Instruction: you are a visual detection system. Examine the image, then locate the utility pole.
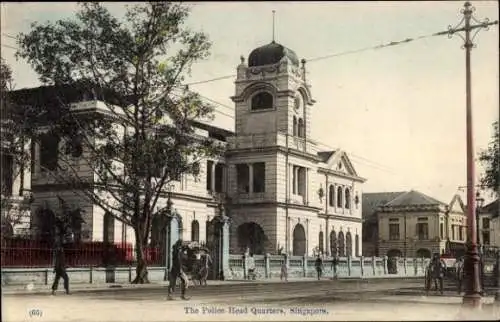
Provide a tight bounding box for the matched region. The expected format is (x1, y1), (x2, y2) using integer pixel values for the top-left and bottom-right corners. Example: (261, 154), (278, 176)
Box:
(446, 1), (497, 309)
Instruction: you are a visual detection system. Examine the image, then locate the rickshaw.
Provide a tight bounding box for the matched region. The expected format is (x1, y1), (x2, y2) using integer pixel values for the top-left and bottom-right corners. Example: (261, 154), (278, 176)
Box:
(178, 241), (211, 286)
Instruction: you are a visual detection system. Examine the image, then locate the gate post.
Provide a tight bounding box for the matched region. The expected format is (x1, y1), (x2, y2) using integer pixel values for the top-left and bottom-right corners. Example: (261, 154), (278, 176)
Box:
(167, 214), (179, 271)
(212, 203), (230, 281)
(265, 253), (270, 278)
(383, 256), (388, 275)
(160, 199), (180, 277)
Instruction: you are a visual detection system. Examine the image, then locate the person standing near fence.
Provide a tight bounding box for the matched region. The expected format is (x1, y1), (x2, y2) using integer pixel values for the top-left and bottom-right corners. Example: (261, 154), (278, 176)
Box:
(198, 251), (212, 286)
(51, 246), (70, 295)
(315, 255), (324, 280)
(280, 254), (288, 282)
(332, 255), (339, 279)
(247, 253), (256, 280)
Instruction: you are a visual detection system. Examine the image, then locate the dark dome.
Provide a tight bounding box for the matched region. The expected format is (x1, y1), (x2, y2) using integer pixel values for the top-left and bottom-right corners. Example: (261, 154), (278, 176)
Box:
(248, 41), (299, 67)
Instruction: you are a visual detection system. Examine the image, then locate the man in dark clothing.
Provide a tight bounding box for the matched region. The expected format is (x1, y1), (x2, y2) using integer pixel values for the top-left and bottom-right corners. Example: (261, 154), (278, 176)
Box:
(315, 255), (323, 280)
(167, 240), (189, 300)
(332, 255), (339, 279)
(51, 246), (69, 295)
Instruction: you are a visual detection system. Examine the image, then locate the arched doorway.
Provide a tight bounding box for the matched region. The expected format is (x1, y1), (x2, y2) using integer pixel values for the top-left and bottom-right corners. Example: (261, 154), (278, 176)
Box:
(416, 248), (431, 258)
(330, 230), (337, 256)
(292, 224), (306, 256)
(346, 232), (352, 257)
(338, 231), (345, 257)
(237, 222), (267, 255)
(387, 249), (402, 258)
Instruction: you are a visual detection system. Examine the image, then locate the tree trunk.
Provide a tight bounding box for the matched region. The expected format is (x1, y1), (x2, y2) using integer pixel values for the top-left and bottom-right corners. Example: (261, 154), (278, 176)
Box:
(131, 233), (150, 284)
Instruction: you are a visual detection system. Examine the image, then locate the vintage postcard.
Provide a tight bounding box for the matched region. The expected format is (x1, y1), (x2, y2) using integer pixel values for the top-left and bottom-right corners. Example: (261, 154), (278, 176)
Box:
(1, 1), (499, 321)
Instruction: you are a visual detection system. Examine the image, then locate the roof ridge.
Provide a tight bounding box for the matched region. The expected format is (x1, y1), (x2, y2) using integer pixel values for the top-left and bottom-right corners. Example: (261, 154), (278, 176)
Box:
(384, 190), (411, 206)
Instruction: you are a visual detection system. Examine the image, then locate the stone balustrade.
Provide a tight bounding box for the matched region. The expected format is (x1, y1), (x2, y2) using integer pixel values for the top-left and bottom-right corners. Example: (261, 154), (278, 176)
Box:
(227, 254), (431, 280)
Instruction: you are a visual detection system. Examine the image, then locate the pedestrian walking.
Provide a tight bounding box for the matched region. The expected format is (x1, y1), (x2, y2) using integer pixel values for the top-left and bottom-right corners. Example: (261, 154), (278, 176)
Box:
(247, 253), (256, 280)
(280, 254), (288, 282)
(315, 255), (323, 280)
(332, 255), (338, 279)
(167, 240), (190, 300)
(51, 246), (70, 295)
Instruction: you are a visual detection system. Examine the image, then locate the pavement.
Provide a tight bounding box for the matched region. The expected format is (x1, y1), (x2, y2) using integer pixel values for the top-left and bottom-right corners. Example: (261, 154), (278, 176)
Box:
(3, 278), (500, 321)
(1, 275), (424, 295)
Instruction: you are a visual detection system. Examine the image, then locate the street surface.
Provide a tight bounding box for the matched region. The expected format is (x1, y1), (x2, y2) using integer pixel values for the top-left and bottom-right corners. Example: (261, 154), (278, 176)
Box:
(3, 278), (500, 321)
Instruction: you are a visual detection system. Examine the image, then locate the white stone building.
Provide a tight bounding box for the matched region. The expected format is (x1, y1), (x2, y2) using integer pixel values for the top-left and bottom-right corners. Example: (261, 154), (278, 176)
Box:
(226, 41), (365, 257)
(12, 40), (365, 257)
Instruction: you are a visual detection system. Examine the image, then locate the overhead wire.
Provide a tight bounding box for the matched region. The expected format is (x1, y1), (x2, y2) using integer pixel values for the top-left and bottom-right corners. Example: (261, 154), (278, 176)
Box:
(3, 20), (498, 177)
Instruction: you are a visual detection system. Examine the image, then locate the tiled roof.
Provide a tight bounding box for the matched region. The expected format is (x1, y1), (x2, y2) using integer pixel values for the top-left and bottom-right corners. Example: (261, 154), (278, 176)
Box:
(361, 192), (405, 219)
(317, 151), (335, 163)
(384, 190), (447, 207)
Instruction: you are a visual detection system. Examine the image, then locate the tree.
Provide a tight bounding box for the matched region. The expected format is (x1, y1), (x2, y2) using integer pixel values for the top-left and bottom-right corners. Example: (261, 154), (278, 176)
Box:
(1, 58), (34, 237)
(479, 121), (499, 196)
(15, 2), (222, 283)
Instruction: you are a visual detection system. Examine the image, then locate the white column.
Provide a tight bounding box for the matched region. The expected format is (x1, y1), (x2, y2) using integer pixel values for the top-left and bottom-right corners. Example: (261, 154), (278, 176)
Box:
(288, 164), (293, 197)
(11, 162), (21, 196)
(248, 163), (254, 193)
(210, 162), (216, 192)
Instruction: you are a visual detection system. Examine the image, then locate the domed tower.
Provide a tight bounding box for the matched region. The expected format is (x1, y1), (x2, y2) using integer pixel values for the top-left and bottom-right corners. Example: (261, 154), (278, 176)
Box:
(231, 41), (315, 138)
(227, 40), (318, 255)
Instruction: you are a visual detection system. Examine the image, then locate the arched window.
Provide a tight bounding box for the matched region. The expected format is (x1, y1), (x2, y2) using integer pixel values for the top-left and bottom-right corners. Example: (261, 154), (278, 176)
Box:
(297, 118), (304, 137)
(337, 186), (343, 208)
(191, 220), (199, 242)
(251, 92), (273, 110)
(330, 230), (337, 256)
(338, 231), (345, 257)
(318, 231), (324, 254)
(346, 232), (352, 257)
(293, 116), (298, 136)
(345, 188), (351, 209)
(329, 185), (335, 206)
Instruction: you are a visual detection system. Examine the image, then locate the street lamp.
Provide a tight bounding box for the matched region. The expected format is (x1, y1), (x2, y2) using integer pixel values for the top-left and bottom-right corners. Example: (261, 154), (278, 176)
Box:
(446, 1), (496, 308)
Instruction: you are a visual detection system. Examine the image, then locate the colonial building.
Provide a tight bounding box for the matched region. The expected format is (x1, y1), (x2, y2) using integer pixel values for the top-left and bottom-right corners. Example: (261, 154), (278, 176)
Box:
(479, 199), (500, 248)
(8, 39), (366, 257)
(226, 41), (365, 257)
(363, 190), (467, 258)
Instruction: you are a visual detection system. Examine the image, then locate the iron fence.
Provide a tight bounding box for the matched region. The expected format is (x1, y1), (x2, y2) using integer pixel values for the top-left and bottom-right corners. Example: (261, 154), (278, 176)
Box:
(0, 238), (165, 267)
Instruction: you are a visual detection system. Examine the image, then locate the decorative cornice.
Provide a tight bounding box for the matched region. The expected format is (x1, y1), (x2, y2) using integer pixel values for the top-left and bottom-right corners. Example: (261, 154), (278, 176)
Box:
(226, 146), (319, 162)
(318, 213), (362, 223)
(377, 204), (443, 213)
(228, 200), (321, 212)
(317, 167), (366, 183)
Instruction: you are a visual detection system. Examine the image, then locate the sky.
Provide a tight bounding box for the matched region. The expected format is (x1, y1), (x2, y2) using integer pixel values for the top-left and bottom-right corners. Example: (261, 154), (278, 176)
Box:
(1, 1), (499, 205)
